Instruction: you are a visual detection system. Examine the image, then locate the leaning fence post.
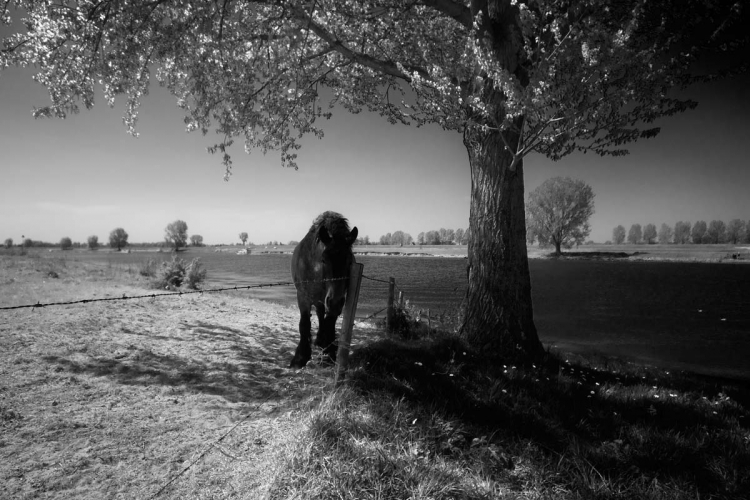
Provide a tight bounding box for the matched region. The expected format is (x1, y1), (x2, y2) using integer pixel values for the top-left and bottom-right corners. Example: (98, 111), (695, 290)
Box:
(335, 262), (364, 386)
(386, 277), (396, 332)
(398, 290), (404, 309)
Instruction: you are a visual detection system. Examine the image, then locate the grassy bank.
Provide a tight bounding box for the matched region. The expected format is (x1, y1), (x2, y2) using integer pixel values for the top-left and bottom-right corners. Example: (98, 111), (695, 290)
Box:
(2, 253), (748, 499)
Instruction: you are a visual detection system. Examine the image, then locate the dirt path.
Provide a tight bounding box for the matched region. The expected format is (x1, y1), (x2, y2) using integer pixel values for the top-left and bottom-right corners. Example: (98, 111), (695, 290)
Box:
(0, 254), (372, 499)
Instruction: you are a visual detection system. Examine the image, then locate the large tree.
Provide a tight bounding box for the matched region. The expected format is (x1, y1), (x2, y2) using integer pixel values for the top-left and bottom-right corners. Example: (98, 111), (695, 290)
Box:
(657, 223), (673, 244)
(526, 177), (594, 255)
(692, 220), (708, 244)
(109, 228), (128, 251)
(642, 223), (657, 244)
(612, 225), (626, 245)
(627, 224), (642, 244)
(2, 1), (747, 358)
(674, 221), (692, 244)
(165, 220), (189, 251)
(726, 219), (745, 244)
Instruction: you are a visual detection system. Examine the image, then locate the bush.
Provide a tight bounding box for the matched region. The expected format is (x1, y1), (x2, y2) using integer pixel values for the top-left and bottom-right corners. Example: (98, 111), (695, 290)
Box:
(87, 235), (99, 250)
(151, 256), (207, 290)
(185, 258), (207, 289)
(153, 256), (187, 290)
(60, 237), (72, 250)
(4, 238), (12, 249)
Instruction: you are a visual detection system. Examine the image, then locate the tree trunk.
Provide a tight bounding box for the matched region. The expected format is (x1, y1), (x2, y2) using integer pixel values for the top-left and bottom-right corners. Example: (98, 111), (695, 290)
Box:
(460, 127), (544, 358)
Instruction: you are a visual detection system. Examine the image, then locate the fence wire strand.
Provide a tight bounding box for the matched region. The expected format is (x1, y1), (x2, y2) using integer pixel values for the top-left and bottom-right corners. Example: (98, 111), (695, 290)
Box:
(0, 277), (349, 311)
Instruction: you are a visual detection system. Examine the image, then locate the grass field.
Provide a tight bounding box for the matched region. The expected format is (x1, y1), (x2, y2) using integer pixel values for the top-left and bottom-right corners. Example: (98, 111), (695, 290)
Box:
(1, 252), (749, 499)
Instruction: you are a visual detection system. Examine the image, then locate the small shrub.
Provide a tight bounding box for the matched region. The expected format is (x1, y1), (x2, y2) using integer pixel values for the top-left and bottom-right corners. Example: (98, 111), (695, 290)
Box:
(185, 258), (207, 289)
(139, 258), (158, 277)
(60, 237), (72, 250)
(153, 256), (187, 290)
(3, 238), (12, 249)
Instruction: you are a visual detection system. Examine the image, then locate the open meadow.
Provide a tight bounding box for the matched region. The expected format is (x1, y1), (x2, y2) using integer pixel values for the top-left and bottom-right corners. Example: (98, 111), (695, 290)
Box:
(1, 252), (749, 499)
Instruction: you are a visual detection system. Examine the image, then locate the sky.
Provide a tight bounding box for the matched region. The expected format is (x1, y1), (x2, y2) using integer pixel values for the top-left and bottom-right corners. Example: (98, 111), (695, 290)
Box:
(1, 63), (749, 246)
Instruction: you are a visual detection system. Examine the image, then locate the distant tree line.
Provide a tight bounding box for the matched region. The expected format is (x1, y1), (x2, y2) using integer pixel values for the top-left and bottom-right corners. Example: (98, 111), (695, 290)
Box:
(611, 219), (750, 245)
(373, 228), (472, 246)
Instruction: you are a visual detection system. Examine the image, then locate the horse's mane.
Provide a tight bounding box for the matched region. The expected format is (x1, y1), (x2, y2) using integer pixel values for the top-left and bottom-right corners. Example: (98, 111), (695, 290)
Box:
(310, 211), (351, 242)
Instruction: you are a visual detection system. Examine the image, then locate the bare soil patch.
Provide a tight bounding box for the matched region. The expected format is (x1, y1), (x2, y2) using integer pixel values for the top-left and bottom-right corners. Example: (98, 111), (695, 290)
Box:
(0, 253), (371, 499)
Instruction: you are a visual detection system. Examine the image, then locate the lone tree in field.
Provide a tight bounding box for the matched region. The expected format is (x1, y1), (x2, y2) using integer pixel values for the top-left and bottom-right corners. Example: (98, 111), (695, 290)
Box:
(627, 224), (642, 244)
(3, 1), (747, 358)
(239, 232), (248, 246)
(526, 177), (594, 255)
(109, 228), (128, 251)
(190, 234), (204, 247)
(60, 237), (72, 250)
(643, 224), (657, 244)
(165, 220), (188, 251)
(4, 238), (12, 249)
(87, 235), (99, 250)
(612, 225), (626, 245)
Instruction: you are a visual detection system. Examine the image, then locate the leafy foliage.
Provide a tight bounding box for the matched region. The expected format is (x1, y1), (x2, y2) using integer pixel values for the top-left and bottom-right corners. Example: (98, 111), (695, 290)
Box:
(189, 234), (204, 247)
(4, 238), (13, 249)
(692, 221), (707, 244)
(658, 223), (673, 244)
(87, 235), (99, 250)
(239, 232), (248, 245)
(59, 237), (72, 250)
(2, 1), (745, 177)
(526, 177), (594, 254)
(643, 223), (657, 244)
(674, 221), (692, 244)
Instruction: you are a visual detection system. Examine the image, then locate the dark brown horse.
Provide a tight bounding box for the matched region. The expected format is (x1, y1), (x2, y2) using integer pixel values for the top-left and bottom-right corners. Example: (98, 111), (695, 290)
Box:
(290, 212), (358, 368)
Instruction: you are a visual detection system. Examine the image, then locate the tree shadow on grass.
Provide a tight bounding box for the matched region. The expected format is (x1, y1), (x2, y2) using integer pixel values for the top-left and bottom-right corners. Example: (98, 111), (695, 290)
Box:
(346, 335), (750, 499)
(40, 319), (332, 407)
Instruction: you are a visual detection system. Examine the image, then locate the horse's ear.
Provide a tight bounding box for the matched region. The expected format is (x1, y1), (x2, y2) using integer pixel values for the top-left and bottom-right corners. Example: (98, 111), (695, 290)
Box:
(318, 226), (332, 245)
(347, 227), (358, 245)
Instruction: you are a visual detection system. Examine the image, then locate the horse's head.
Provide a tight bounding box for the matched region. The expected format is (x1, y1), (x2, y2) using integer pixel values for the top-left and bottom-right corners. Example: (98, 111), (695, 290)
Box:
(317, 224), (358, 318)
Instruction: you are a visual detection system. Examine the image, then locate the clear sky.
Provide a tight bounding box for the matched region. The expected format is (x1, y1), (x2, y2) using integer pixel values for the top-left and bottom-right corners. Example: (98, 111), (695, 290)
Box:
(1, 63), (749, 246)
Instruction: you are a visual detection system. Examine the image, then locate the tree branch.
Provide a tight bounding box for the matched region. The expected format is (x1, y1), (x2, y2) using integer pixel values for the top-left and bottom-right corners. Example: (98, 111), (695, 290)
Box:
(419, 0), (472, 29)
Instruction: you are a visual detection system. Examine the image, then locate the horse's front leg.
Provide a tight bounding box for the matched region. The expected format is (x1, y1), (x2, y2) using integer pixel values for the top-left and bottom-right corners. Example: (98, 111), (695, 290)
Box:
(290, 307), (312, 368)
(315, 307), (338, 363)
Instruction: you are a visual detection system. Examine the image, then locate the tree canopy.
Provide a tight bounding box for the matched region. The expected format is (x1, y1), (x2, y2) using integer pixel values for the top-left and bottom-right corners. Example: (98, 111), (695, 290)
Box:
(165, 220), (188, 250)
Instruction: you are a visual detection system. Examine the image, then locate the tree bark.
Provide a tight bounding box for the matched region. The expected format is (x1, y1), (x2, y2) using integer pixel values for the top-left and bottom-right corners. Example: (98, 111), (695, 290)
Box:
(460, 126), (543, 358)
(459, 0), (544, 359)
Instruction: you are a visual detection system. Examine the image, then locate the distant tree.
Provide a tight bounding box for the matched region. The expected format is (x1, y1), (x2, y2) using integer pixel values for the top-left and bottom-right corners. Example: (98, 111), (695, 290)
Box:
(658, 224), (673, 245)
(165, 220), (188, 251)
(454, 228), (465, 246)
(525, 214), (537, 245)
(627, 224), (642, 244)
(425, 230), (441, 245)
(526, 177), (595, 255)
(22, 238), (32, 248)
(87, 235), (99, 250)
(109, 228), (129, 251)
(461, 228), (471, 245)
(4, 238), (12, 249)
(612, 225), (626, 245)
(705, 220), (726, 244)
(288, 240), (300, 246)
(390, 230), (413, 246)
(190, 234), (204, 247)
(438, 228), (448, 244)
(416, 232), (425, 245)
(745, 221), (750, 244)
(726, 219), (746, 244)
(691, 221), (707, 244)
(239, 232), (248, 245)
(444, 229), (455, 245)
(363, 235), (370, 245)
(59, 237), (72, 250)
(643, 224), (657, 244)
(673, 221), (692, 244)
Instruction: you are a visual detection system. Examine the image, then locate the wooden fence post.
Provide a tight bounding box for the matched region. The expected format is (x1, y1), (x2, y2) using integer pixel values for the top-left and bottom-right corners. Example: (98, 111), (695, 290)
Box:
(335, 262), (364, 386)
(398, 290), (404, 308)
(386, 277), (395, 332)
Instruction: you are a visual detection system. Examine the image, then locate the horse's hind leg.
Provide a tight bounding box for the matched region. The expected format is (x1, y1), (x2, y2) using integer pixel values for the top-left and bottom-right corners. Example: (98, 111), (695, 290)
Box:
(290, 309), (312, 368)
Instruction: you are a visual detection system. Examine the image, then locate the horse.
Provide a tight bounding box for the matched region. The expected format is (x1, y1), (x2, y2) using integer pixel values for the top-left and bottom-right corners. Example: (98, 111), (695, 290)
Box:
(290, 212), (358, 368)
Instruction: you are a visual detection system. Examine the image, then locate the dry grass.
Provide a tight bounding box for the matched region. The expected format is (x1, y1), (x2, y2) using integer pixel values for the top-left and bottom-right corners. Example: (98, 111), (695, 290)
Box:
(0, 252), (344, 499)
